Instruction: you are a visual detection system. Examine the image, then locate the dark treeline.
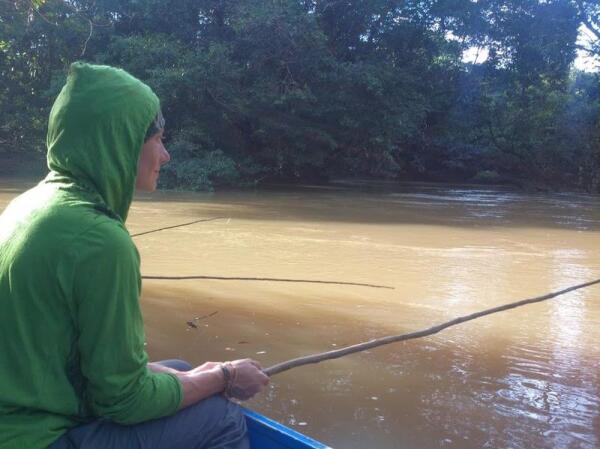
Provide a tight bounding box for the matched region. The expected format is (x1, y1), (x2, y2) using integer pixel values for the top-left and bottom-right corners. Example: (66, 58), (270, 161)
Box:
(1, 0), (599, 191)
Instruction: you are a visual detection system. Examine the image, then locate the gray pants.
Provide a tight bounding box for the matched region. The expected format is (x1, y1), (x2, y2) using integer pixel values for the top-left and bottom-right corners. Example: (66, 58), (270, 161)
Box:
(50, 360), (249, 449)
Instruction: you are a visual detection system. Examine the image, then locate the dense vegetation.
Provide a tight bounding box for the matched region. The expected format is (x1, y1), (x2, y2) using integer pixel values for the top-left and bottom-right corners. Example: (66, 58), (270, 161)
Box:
(1, 0), (599, 191)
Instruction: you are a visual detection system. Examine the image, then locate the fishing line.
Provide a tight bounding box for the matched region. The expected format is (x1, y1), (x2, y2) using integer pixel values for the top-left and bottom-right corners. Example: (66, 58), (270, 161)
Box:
(143, 275), (393, 289)
(131, 216), (227, 237)
(134, 217), (393, 289)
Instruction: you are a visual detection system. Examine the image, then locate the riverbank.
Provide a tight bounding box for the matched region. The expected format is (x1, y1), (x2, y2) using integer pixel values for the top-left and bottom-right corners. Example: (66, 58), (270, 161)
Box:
(0, 151), (46, 178)
(0, 150), (580, 195)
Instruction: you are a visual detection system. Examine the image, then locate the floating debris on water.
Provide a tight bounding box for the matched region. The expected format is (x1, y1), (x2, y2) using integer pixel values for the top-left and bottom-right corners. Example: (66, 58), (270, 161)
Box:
(186, 311), (218, 330)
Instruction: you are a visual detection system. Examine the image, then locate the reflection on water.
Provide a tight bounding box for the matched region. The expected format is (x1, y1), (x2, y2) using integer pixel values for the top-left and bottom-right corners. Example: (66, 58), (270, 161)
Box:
(2, 179), (600, 449)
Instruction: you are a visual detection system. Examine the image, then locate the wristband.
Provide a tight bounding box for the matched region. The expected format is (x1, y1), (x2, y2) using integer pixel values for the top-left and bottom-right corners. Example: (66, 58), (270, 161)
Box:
(227, 362), (237, 395)
(220, 363), (231, 392)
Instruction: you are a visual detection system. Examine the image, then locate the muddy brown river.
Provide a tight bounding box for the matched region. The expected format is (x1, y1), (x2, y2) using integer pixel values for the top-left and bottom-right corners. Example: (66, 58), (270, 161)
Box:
(1, 178), (599, 448)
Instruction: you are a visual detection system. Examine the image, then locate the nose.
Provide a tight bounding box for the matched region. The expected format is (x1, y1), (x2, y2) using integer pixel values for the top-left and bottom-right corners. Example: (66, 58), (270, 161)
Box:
(160, 146), (170, 165)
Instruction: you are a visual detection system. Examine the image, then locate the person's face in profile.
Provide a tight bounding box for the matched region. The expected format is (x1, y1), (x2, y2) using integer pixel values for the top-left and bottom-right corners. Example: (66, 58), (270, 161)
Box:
(136, 129), (170, 192)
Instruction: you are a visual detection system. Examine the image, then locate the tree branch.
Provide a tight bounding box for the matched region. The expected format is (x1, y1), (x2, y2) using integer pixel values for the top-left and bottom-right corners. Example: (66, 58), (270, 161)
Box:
(264, 277), (600, 376)
(576, 0), (600, 41)
(81, 18), (92, 57)
(576, 43), (594, 54)
(29, 0), (57, 26)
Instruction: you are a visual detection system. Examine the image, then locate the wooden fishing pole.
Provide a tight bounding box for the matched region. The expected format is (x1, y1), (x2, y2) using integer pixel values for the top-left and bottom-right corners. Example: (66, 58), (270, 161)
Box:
(263, 277), (600, 376)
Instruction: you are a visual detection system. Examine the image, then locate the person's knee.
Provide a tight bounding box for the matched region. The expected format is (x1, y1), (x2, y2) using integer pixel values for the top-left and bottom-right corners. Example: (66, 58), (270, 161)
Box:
(197, 394), (236, 425)
(137, 395), (246, 448)
(199, 394), (230, 416)
(182, 394), (236, 428)
(193, 395), (247, 448)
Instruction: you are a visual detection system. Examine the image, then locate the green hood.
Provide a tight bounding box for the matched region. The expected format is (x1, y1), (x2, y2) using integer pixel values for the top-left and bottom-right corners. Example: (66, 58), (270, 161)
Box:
(46, 62), (160, 221)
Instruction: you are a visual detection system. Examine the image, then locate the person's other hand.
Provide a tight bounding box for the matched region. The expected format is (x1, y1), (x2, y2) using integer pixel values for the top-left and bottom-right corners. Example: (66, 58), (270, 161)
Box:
(227, 359), (270, 401)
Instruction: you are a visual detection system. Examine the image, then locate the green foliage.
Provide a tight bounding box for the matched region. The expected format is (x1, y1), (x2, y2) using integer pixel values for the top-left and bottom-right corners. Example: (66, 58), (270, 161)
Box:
(472, 170), (501, 184)
(1, 0), (599, 191)
(161, 150), (240, 191)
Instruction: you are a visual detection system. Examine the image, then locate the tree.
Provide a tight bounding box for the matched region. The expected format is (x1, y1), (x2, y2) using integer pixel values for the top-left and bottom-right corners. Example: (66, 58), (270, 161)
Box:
(1, 0), (598, 191)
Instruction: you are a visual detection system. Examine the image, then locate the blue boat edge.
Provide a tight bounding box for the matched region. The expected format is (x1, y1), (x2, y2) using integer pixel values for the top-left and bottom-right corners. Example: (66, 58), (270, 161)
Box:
(243, 407), (333, 449)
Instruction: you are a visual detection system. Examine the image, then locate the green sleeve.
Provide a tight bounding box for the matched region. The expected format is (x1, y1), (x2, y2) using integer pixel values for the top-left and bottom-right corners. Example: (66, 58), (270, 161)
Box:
(73, 221), (183, 424)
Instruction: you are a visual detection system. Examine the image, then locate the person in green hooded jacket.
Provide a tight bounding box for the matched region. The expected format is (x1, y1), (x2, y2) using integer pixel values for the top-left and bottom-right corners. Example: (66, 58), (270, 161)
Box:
(0, 62), (269, 449)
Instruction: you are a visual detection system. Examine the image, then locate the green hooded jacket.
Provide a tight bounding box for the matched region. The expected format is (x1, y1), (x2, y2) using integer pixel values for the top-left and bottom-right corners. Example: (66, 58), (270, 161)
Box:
(0, 63), (182, 449)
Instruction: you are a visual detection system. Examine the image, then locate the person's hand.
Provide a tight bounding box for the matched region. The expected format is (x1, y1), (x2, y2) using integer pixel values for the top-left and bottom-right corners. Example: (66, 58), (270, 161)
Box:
(225, 359), (270, 401)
